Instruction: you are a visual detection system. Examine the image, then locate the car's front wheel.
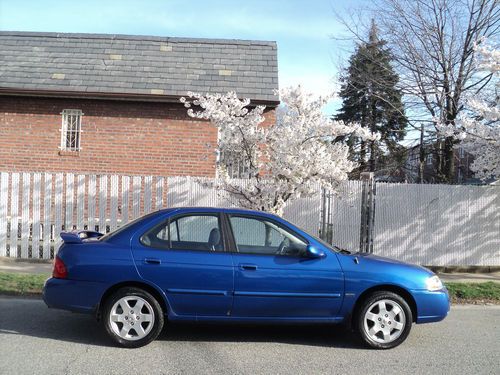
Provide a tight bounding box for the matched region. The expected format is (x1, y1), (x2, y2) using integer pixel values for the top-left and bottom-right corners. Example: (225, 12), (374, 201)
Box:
(103, 287), (164, 348)
(356, 291), (412, 349)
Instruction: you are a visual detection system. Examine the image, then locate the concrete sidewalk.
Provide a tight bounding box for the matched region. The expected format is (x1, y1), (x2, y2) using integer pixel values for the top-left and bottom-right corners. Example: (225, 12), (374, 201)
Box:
(0, 257), (52, 274)
(438, 272), (500, 283)
(0, 256), (499, 283)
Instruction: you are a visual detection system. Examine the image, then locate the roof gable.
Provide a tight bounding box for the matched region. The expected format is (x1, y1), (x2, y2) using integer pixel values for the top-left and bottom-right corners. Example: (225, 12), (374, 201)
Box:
(0, 31), (279, 104)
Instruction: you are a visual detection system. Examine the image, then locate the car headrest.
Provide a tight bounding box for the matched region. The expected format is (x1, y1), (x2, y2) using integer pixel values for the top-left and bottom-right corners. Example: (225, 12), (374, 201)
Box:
(208, 228), (221, 248)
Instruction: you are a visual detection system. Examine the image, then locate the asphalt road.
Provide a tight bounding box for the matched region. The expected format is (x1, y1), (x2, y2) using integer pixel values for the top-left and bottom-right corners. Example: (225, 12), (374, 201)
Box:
(0, 297), (498, 375)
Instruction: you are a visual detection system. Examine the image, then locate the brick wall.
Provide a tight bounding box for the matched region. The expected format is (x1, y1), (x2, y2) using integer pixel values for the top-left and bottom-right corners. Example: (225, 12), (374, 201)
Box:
(0, 95), (276, 177)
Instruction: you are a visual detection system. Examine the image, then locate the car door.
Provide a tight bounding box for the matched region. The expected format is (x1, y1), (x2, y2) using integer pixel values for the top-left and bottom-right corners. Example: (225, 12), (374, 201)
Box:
(226, 214), (344, 319)
(132, 212), (233, 317)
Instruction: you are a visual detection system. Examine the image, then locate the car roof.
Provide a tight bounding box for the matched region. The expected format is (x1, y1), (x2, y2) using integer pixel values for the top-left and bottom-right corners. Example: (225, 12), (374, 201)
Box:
(160, 207), (278, 218)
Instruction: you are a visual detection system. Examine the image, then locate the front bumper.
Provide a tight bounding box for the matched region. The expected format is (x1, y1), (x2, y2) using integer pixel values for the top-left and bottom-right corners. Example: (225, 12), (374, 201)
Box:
(412, 288), (450, 323)
(43, 277), (107, 314)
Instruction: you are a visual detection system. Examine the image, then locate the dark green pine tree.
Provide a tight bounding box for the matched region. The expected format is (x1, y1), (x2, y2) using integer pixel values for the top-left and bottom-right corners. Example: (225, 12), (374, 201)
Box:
(336, 20), (408, 177)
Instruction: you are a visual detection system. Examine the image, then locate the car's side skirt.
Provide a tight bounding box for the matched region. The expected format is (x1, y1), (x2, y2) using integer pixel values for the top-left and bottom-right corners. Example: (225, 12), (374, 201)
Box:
(167, 314), (345, 324)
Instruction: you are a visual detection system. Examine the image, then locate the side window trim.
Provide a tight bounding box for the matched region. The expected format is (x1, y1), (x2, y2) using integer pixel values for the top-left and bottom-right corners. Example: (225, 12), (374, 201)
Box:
(220, 212), (236, 253)
(226, 214), (309, 256)
(140, 212), (227, 253)
(166, 217), (181, 245)
(175, 220), (180, 242)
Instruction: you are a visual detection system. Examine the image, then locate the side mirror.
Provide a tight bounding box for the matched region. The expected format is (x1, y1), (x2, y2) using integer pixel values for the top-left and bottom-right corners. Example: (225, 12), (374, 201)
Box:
(306, 244), (326, 259)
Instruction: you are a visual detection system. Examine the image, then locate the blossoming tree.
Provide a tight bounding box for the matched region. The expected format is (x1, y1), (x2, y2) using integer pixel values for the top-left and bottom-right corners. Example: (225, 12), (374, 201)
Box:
(181, 86), (378, 215)
(439, 42), (499, 180)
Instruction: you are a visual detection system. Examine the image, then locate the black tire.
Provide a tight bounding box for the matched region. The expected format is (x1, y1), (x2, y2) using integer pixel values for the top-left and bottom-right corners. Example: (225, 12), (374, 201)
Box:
(102, 287), (164, 348)
(355, 291), (412, 349)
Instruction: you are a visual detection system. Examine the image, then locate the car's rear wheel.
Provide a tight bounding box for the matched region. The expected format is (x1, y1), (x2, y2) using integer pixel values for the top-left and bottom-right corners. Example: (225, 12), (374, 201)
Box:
(356, 291), (412, 349)
(103, 287), (164, 348)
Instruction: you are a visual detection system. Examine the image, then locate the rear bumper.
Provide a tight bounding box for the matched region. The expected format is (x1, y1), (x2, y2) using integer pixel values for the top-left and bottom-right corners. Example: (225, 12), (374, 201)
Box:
(412, 288), (450, 323)
(43, 278), (107, 314)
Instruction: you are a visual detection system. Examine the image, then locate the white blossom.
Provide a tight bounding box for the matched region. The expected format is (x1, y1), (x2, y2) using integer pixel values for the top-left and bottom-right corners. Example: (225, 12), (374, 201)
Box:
(438, 42), (499, 181)
(181, 86), (379, 215)
(475, 40), (500, 73)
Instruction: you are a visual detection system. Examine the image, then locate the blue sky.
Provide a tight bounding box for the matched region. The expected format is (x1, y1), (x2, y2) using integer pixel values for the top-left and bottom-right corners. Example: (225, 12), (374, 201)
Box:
(0, 0), (361, 114)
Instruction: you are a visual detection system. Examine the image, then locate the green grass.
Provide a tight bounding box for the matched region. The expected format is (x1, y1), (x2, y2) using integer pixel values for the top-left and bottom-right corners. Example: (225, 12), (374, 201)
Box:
(445, 282), (500, 303)
(0, 272), (499, 304)
(0, 272), (49, 296)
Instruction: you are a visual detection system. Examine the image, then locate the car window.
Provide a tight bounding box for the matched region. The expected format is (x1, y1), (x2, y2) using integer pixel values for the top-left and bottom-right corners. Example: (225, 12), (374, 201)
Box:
(141, 214), (224, 252)
(229, 215), (307, 257)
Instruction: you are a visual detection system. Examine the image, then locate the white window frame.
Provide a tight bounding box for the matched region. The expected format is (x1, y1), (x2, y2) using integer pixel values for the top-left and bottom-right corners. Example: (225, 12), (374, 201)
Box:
(60, 109), (83, 151)
(219, 150), (251, 179)
(215, 127), (253, 179)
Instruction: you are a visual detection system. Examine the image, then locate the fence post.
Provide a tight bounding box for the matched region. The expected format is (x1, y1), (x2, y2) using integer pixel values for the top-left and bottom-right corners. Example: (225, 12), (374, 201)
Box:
(359, 172), (376, 253)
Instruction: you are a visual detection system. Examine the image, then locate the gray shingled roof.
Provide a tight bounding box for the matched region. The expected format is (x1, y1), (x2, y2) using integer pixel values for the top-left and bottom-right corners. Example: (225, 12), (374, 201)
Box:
(0, 31), (279, 104)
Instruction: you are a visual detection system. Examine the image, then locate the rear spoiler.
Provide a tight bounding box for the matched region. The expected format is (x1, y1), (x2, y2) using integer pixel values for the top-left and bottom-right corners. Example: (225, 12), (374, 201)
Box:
(60, 230), (103, 244)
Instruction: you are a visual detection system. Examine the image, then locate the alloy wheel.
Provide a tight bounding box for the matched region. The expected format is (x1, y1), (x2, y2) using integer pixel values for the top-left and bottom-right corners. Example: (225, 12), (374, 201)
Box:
(363, 299), (406, 344)
(109, 296), (155, 341)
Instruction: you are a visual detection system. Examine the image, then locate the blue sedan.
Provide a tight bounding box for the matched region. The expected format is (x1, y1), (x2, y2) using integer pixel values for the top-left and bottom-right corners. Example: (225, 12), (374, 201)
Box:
(43, 207), (449, 349)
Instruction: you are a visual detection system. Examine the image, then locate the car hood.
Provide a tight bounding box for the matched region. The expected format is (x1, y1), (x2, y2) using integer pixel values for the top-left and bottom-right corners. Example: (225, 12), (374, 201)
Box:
(357, 252), (431, 270)
(336, 252), (435, 290)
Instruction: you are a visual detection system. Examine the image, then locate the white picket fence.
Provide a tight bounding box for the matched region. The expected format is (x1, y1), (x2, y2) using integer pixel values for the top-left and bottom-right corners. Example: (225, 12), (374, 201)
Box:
(0, 173), (319, 260)
(0, 172), (165, 259)
(0, 172), (498, 266)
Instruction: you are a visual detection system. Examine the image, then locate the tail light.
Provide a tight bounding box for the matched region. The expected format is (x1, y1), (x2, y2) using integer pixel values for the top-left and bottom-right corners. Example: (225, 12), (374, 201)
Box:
(53, 256), (68, 279)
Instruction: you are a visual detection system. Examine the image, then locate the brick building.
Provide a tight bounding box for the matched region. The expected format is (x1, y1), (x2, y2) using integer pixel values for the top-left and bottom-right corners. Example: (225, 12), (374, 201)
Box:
(0, 31), (279, 177)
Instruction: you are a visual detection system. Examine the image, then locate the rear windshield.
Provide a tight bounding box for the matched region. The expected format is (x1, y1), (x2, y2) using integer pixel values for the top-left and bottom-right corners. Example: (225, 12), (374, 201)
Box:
(99, 212), (160, 241)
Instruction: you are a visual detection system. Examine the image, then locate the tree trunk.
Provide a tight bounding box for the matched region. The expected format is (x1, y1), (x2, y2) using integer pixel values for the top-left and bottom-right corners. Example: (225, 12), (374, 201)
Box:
(444, 136), (455, 183)
(368, 96), (377, 173)
(360, 141), (366, 172)
(418, 123), (424, 183)
(369, 141), (375, 172)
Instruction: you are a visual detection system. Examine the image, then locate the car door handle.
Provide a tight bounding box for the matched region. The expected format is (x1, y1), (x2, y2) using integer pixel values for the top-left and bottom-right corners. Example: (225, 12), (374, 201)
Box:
(240, 264), (257, 271)
(144, 258), (161, 265)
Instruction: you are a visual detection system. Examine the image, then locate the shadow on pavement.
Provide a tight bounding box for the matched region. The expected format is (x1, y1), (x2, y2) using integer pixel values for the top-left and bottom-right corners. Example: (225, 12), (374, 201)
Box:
(0, 297), (111, 347)
(0, 297), (362, 349)
(160, 323), (362, 349)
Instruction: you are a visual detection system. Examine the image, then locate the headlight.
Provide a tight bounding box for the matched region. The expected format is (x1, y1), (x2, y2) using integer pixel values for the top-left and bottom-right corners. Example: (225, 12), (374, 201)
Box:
(426, 275), (443, 291)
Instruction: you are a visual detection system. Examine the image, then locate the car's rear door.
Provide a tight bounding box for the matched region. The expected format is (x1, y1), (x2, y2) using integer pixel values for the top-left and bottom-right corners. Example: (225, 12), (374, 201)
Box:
(226, 213), (344, 319)
(132, 212), (233, 317)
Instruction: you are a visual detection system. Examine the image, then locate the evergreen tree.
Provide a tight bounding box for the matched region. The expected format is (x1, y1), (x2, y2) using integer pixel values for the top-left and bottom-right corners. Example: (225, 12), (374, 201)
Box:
(336, 20), (407, 177)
